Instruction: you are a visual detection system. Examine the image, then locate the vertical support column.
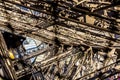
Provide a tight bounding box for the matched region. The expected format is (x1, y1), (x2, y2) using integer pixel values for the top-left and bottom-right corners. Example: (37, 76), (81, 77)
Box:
(0, 31), (17, 80)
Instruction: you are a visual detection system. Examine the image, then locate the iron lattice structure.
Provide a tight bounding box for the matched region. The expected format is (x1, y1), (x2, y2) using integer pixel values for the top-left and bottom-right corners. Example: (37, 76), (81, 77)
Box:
(0, 0), (120, 80)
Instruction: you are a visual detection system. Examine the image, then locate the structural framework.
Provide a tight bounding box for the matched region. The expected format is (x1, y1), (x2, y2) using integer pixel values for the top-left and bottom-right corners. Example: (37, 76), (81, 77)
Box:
(0, 0), (120, 80)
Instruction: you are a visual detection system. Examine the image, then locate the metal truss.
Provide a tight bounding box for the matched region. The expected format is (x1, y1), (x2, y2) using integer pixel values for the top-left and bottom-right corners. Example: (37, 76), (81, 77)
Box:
(0, 0), (120, 80)
(0, 0), (119, 47)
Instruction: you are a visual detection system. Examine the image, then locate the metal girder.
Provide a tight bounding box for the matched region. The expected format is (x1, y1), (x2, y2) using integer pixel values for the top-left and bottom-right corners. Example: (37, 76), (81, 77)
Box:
(93, 0), (120, 12)
(0, 0), (120, 80)
(0, 0), (119, 48)
(0, 32), (17, 80)
(76, 59), (120, 80)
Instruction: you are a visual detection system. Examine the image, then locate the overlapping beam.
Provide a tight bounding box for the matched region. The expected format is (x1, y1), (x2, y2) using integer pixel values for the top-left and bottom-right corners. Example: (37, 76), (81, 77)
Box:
(0, 0), (120, 80)
(0, 0), (120, 48)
